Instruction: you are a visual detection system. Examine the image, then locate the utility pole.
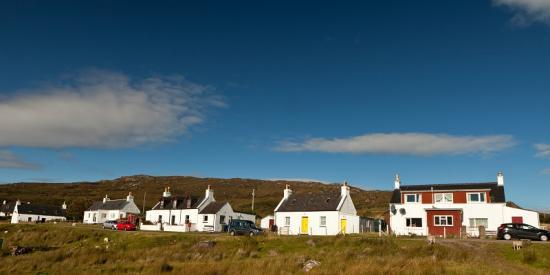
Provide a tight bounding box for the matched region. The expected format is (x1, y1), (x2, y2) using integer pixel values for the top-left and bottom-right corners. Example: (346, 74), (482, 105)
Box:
(142, 192), (146, 215)
(251, 188), (255, 211)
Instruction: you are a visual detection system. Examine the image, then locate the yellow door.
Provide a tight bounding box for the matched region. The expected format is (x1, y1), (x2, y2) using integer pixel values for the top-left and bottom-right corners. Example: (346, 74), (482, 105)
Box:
(301, 217), (309, 234)
(340, 219), (347, 234)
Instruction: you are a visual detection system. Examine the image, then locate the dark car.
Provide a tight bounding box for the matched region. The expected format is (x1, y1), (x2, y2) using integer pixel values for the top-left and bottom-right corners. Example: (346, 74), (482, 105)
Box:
(497, 223), (549, 241)
(102, 220), (118, 230)
(228, 219), (262, 236)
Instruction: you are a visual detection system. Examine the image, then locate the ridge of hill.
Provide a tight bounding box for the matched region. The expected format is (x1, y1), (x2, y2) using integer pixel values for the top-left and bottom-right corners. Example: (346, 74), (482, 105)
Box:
(0, 175), (392, 219)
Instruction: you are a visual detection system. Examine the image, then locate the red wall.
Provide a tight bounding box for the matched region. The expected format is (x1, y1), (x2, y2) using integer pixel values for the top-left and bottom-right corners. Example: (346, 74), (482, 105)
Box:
(401, 191), (491, 204)
(426, 210), (462, 237)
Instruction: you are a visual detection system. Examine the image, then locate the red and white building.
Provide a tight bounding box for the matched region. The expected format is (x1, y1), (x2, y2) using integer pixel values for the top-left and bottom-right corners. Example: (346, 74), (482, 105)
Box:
(389, 172), (539, 237)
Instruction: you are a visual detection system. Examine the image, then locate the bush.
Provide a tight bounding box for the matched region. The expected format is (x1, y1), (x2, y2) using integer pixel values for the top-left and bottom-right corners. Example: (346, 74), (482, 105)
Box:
(160, 263), (173, 272)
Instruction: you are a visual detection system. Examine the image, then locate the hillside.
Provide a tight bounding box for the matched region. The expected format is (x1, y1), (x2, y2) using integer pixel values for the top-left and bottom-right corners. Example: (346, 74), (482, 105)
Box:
(0, 175), (392, 220)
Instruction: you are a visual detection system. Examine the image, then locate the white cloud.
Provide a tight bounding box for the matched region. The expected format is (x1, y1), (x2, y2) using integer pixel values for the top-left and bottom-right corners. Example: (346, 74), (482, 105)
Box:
(0, 70), (224, 148)
(540, 167), (550, 175)
(0, 150), (39, 170)
(275, 133), (515, 156)
(494, 0), (550, 26)
(534, 143), (550, 158)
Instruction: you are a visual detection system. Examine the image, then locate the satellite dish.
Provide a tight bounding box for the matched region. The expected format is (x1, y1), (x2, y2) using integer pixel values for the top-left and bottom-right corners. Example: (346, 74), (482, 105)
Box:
(390, 204), (397, 215)
(399, 208), (406, 215)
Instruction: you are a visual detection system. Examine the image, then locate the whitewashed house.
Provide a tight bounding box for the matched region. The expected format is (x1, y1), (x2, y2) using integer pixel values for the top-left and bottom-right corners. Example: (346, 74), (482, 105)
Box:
(389, 172), (540, 237)
(11, 200), (67, 224)
(260, 215), (274, 230)
(142, 186), (255, 232)
(83, 193), (141, 224)
(1, 200), (15, 217)
(274, 182), (360, 235)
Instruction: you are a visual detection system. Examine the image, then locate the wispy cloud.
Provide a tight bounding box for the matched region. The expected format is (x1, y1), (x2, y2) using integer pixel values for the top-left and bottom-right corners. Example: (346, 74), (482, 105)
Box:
(0, 70), (225, 148)
(493, 0), (550, 26)
(275, 133), (515, 156)
(0, 150), (39, 170)
(534, 143), (550, 158)
(540, 168), (550, 175)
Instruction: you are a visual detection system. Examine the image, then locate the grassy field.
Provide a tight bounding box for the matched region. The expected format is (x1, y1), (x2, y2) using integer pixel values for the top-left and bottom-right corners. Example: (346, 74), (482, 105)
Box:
(0, 223), (549, 274)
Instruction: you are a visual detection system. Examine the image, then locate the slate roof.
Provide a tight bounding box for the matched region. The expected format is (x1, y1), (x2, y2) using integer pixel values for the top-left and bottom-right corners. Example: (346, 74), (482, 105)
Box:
(276, 192), (342, 212)
(16, 204), (66, 217)
(87, 200), (132, 211)
(199, 202), (228, 214)
(390, 182), (506, 203)
(152, 196), (202, 210)
(1, 202), (15, 214)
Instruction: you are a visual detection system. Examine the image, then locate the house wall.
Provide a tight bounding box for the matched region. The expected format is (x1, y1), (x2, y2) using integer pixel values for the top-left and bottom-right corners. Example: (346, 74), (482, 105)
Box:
(197, 203), (234, 232)
(389, 203), (541, 236)
(145, 209), (199, 226)
(400, 190), (492, 204)
(260, 215), (274, 229)
(274, 211), (359, 236)
(11, 213), (66, 224)
(426, 209), (462, 237)
(83, 210), (125, 224)
(339, 196), (358, 215)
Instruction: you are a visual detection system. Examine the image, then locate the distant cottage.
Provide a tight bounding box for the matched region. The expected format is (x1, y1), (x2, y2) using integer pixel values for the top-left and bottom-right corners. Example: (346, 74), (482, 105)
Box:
(0, 200), (15, 217)
(143, 186), (255, 232)
(83, 192), (141, 224)
(274, 182), (360, 235)
(11, 200), (67, 224)
(389, 172), (540, 237)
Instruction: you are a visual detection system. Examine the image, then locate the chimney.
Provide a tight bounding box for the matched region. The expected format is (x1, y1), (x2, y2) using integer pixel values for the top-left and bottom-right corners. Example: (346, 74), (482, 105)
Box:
(103, 195), (109, 203)
(2, 200), (5, 205)
(205, 185), (214, 200)
(341, 181), (350, 197)
(163, 187), (172, 198)
(283, 184), (293, 199)
(126, 192), (134, 202)
(173, 199), (177, 209)
(16, 199), (21, 206)
(394, 174), (401, 189)
(62, 201), (67, 210)
(497, 171), (504, 186)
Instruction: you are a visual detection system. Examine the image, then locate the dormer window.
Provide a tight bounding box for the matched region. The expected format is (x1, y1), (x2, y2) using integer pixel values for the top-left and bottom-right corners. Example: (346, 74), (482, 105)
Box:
(435, 193), (453, 204)
(404, 194), (421, 203)
(467, 192), (486, 203)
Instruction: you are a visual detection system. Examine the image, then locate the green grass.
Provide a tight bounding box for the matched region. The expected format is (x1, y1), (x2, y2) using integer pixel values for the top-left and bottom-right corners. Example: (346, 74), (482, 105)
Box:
(1, 223), (549, 274)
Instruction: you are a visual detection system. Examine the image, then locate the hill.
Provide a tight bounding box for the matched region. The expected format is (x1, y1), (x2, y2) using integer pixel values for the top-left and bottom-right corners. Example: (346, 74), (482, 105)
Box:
(0, 175), (392, 220)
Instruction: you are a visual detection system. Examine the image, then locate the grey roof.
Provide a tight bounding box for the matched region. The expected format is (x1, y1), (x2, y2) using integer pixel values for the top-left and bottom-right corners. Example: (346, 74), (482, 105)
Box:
(390, 182), (506, 203)
(152, 196), (201, 210)
(276, 192), (342, 212)
(87, 200), (131, 211)
(1, 202), (15, 213)
(17, 204), (66, 217)
(199, 202), (227, 214)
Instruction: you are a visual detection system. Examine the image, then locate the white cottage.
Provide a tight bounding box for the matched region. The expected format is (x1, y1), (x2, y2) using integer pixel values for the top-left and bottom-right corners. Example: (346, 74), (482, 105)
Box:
(260, 215), (275, 230)
(11, 200), (67, 224)
(143, 186), (255, 232)
(274, 182), (360, 235)
(83, 193), (141, 224)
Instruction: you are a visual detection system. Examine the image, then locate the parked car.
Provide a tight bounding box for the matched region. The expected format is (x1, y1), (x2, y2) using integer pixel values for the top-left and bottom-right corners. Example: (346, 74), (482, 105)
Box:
(497, 223), (549, 241)
(228, 219), (262, 236)
(102, 220), (118, 230)
(116, 221), (136, 231)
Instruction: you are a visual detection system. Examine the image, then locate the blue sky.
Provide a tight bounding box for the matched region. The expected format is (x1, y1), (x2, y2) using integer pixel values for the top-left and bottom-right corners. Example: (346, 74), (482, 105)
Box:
(0, 1), (549, 209)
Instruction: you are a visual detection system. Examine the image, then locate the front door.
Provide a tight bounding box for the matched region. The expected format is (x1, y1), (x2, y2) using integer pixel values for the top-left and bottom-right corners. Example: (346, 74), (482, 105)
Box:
(301, 217), (309, 234)
(171, 215), (176, 225)
(341, 219), (347, 234)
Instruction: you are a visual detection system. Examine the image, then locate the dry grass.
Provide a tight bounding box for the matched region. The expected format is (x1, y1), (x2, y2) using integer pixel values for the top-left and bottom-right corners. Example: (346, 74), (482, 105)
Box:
(1, 223), (549, 274)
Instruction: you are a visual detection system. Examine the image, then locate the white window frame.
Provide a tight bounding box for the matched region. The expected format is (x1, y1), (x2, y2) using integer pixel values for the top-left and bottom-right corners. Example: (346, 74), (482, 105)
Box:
(320, 216), (326, 227)
(434, 193), (453, 204)
(284, 216), (290, 226)
(406, 218), (423, 228)
(404, 193), (421, 204)
(467, 192), (486, 203)
(434, 215), (453, 227)
(469, 218), (488, 228)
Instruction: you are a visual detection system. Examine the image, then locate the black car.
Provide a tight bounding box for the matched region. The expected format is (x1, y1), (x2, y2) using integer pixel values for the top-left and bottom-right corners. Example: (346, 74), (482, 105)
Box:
(497, 223), (549, 241)
(227, 219), (262, 236)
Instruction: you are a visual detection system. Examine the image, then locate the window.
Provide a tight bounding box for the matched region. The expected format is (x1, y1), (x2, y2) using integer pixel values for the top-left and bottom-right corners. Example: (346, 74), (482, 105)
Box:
(203, 215), (208, 223)
(467, 192), (486, 203)
(220, 215), (226, 224)
(405, 194), (421, 203)
(520, 224), (535, 230)
(406, 218), (423, 227)
(101, 213), (106, 219)
(434, 193), (453, 203)
(469, 218), (488, 228)
(434, 215), (453, 226)
(87, 213), (90, 218)
(185, 215), (190, 224)
(110, 213), (115, 219)
(284, 216), (290, 226)
(320, 216), (326, 227)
